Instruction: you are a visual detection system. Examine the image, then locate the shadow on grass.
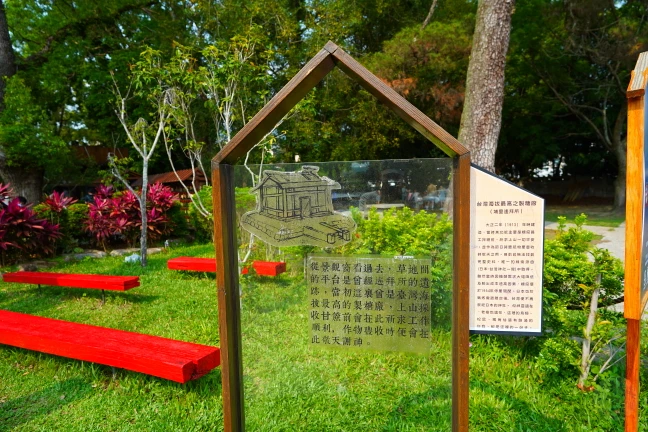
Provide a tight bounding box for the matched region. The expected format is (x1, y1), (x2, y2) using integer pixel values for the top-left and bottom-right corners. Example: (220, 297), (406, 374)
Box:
(381, 379), (567, 431)
(0, 378), (92, 431)
(1, 285), (159, 310)
(470, 379), (566, 431)
(108, 365), (222, 396)
(168, 270), (216, 280)
(181, 368), (223, 395)
(382, 382), (452, 431)
(241, 276), (306, 314)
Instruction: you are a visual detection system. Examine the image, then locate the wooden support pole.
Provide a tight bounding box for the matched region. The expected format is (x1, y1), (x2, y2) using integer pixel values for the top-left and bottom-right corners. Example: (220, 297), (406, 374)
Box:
(625, 52), (648, 432)
(452, 153), (471, 431)
(213, 163), (245, 432)
(624, 95), (644, 321)
(625, 97), (643, 430)
(626, 318), (640, 431)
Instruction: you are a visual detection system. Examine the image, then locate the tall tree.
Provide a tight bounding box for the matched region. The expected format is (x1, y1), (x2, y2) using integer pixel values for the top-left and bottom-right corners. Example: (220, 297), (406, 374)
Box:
(278, 1), (476, 164)
(499, 0), (648, 209)
(535, 0), (646, 209)
(0, 0), (190, 202)
(458, 0), (515, 172)
(110, 50), (173, 267)
(0, 0), (14, 109)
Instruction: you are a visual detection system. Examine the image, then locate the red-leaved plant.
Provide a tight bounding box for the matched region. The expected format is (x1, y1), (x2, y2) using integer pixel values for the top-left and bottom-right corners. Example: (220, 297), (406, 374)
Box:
(94, 185), (115, 199)
(0, 186), (61, 265)
(85, 196), (115, 250)
(147, 182), (175, 213)
(44, 190), (78, 213)
(84, 183), (176, 249)
(145, 183), (175, 240)
(0, 183), (13, 201)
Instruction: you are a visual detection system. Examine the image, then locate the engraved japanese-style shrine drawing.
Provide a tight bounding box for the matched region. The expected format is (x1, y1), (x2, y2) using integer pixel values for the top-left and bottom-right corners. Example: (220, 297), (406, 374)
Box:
(241, 165), (356, 247)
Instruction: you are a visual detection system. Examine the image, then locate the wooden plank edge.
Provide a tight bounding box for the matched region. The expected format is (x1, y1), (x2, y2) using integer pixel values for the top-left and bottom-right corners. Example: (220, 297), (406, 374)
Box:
(0, 330), (213, 383)
(330, 46), (468, 158)
(624, 96), (644, 319)
(452, 153), (470, 432)
(627, 52), (648, 97)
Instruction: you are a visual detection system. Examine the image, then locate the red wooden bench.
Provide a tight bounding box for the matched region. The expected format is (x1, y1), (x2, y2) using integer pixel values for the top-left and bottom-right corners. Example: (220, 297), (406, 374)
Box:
(0, 310), (220, 383)
(2, 271), (140, 303)
(167, 257), (286, 276)
(252, 261), (287, 276)
(167, 257), (217, 272)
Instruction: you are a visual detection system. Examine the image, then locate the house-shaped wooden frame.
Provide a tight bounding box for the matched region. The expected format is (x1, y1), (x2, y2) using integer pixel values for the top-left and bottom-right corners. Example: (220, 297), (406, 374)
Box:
(211, 41), (471, 432)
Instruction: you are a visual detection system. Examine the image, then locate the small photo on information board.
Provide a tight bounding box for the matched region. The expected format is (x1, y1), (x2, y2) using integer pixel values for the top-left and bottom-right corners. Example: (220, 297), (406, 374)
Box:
(469, 166), (545, 335)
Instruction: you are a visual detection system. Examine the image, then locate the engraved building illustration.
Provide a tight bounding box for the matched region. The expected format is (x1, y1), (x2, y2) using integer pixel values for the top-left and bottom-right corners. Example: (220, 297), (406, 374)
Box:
(241, 166), (356, 247)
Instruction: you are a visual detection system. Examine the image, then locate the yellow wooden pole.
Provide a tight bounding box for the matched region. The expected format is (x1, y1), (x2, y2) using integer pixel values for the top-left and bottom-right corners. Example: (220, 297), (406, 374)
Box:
(625, 51), (648, 432)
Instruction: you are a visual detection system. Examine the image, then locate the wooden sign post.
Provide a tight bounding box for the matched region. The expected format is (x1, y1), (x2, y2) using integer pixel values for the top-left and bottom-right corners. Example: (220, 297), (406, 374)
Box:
(625, 51), (648, 432)
(211, 41), (470, 432)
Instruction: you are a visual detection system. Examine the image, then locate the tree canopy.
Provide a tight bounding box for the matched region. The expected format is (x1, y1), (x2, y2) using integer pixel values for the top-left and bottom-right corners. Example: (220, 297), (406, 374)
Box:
(0, 0), (646, 205)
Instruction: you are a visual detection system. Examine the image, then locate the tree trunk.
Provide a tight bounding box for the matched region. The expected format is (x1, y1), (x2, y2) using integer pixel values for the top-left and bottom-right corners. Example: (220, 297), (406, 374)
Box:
(0, 164), (44, 203)
(421, 0), (439, 30)
(0, 0), (16, 110)
(458, 0), (516, 172)
(611, 104), (628, 211)
(614, 143), (626, 211)
(140, 160), (148, 267)
(0, 0), (44, 204)
(578, 283), (600, 390)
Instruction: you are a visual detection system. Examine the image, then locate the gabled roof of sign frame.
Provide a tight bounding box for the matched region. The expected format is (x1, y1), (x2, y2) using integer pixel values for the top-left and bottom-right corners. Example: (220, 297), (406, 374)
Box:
(212, 41), (469, 165)
(628, 51), (648, 99)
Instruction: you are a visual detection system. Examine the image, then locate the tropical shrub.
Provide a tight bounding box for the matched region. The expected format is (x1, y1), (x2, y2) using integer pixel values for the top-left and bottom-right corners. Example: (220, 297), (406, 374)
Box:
(0, 192), (61, 265)
(85, 195), (116, 250)
(335, 207), (454, 325)
(34, 190), (83, 252)
(144, 182), (177, 241)
(188, 185), (214, 242)
(543, 215), (623, 309)
(167, 201), (190, 238)
(66, 203), (90, 242)
(337, 207), (452, 257)
(535, 214), (625, 389)
(44, 190), (78, 215)
(84, 183), (178, 249)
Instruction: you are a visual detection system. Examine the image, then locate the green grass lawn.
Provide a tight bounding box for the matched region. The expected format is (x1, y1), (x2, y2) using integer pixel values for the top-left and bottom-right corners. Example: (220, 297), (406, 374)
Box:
(544, 206), (625, 227)
(0, 243), (631, 430)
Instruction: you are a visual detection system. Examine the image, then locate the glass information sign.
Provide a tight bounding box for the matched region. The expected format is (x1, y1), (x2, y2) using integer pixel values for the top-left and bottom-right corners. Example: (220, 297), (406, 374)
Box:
(232, 158), (454, 430)
(307, 255), (433, 353)
(469, 166), (544, 334)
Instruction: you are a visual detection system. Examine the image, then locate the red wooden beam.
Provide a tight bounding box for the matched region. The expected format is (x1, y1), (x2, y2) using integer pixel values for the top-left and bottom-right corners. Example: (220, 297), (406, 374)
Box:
(252, 261), (286, 276)
(167, 257), (286, 277)
(167, 257), (218, 272)
(0, 310), (220, 383)
(3, 272), (140, 291)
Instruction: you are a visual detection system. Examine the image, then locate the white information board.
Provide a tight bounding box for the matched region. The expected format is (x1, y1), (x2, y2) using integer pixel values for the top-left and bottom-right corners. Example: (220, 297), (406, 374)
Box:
(469, 166), (544, 335)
